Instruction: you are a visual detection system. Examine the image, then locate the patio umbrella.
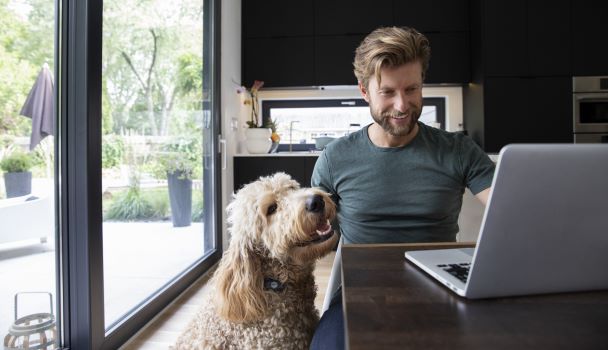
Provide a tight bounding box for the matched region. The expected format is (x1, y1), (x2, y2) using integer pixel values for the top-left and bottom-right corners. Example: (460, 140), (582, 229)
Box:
(20, 63), (55, 151)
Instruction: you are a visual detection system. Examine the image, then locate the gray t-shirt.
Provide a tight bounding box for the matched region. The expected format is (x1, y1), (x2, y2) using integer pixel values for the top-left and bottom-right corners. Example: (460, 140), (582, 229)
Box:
(311, 122), (495, 244)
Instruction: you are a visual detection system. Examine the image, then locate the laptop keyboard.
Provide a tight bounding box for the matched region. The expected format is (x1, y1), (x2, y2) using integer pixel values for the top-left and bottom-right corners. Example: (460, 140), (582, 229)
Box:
(437, 263), (471, 283)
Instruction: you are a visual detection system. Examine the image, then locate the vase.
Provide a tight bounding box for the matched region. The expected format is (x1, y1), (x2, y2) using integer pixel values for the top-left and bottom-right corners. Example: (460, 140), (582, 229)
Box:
(4, 171), (32, 198)
(167, 171), (192, 227)
(245, 128), (272, 154)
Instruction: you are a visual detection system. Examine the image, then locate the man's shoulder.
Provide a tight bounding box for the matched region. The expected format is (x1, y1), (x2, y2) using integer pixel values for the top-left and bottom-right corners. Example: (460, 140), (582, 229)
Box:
(418, 123), (475, 151)
(420, 123), (463, 141)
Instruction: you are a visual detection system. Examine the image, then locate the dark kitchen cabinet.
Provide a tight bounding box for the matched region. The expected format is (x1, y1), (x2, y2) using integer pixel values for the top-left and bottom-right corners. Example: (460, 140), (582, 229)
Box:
(314, 35), (364, 86)
(483, 0), (571, 77)
(242, 0), (471, 87)
(527, 0), (571, 76)
(234, 156), (319, 192)
(243, 37), (315, 87)
(424, 32), (470, 84)
(572, 0), (608, 76)
(483, 0), (527, 76)
(466, 0), (573, 152)
(393, 0), (469, 32)
(243, 0), (314, 38)
(315, 0), (393, 36)
(482, 77), (572, 153)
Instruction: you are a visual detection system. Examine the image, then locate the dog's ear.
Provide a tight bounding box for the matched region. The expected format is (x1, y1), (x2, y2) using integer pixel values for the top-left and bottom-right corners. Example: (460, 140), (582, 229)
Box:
(213, 244), (268, 323)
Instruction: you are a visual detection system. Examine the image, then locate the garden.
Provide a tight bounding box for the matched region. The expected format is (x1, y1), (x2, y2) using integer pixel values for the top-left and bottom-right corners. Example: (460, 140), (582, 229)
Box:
(1, 0), (206, 226)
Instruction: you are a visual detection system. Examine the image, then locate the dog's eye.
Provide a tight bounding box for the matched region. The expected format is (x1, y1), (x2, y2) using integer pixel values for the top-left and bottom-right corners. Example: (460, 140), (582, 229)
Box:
(266, 203), (278, 215)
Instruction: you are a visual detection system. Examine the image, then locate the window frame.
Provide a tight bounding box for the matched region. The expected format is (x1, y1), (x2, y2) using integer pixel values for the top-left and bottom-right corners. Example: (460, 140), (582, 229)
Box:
(261, 97), (446, 152)
(58, 0), (222, 348)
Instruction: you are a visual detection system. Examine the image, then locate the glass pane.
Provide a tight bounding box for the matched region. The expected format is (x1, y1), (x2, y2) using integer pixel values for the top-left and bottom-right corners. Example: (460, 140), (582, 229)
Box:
(102, 0), (215, 329)
(0, 0), (58, 348)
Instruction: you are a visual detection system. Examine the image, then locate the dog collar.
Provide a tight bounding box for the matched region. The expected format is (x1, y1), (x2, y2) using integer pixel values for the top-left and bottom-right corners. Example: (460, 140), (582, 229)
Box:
(264, 277), (285, 292)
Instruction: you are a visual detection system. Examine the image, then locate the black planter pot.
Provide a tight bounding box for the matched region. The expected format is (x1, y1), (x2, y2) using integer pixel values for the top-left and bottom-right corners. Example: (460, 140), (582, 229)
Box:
(4, 171), (32, 198)
(167, 171), (192, 227)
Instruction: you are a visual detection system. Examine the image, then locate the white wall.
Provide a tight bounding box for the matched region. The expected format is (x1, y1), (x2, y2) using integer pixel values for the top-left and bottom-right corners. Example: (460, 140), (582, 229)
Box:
(220, 0), (241, 247)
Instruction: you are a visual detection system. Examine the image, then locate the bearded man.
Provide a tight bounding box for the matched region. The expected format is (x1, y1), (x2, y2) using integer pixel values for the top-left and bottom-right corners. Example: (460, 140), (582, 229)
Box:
(310, 26), (495, 349)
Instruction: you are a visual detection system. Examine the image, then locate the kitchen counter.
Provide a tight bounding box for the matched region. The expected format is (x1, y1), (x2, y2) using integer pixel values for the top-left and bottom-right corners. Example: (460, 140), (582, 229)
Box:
(236, 152), (498, 160)
(235, 151), (321, 157)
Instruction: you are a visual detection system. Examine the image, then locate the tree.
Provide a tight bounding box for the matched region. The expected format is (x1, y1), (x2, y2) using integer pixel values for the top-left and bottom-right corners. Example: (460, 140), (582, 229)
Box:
(0, 0), (46, 136)
(102, 0), (203, 136)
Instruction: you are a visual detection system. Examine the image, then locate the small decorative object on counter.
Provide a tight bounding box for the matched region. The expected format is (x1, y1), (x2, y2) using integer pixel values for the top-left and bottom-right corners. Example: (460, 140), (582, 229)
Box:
(245, 127), (272, 154)
(238, 80), (274, 153)
(237, 80), (264, 128)
(268, 118), (280, 153)
(314, 136), (336, 150)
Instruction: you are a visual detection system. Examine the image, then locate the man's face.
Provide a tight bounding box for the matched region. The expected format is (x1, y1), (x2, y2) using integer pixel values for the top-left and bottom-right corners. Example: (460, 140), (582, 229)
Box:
(359, 62), (423, 137)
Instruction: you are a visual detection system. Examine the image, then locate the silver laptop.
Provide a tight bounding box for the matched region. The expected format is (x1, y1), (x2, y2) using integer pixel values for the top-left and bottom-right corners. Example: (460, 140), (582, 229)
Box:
(405, 144), (608, 299)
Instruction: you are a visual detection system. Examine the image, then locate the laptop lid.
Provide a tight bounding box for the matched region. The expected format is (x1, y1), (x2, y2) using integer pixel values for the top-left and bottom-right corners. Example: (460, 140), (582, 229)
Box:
(408, 144), (608, 299)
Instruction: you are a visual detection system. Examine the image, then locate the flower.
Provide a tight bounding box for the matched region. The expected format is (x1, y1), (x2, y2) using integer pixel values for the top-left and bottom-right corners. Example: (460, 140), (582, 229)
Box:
(237, 80), (265, 128)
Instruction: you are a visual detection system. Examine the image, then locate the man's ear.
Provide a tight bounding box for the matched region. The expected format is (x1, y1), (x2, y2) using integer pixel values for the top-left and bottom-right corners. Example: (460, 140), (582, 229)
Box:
(358, 81), (370, 103)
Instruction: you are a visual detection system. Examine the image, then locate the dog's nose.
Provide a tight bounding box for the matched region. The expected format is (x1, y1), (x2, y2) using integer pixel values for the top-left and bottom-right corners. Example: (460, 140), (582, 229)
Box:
(305, 194), (325, 213)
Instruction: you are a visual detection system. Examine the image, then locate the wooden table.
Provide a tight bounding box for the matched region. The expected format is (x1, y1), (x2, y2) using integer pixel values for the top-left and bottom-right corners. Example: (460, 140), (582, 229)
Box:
(341, 243), (608, 350)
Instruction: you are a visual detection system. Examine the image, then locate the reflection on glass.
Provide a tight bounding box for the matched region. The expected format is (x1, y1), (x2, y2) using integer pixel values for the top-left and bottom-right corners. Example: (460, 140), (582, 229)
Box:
(0, 0), (58, 347)
(102, 0), (211, 328)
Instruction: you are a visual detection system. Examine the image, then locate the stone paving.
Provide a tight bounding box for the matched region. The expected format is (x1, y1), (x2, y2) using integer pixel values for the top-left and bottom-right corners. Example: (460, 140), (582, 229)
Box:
(0, 221), (208, 337)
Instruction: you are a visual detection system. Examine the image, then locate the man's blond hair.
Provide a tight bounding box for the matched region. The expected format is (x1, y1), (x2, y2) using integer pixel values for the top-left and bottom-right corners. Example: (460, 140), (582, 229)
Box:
(353, 26), (431, 89)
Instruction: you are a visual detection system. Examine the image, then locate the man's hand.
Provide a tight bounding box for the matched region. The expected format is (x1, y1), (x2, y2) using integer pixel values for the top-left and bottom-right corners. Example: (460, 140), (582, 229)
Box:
(475, 188), (491, 206)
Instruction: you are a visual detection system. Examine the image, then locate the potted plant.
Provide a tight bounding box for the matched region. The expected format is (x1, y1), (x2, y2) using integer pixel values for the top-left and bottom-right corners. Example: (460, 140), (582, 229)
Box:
(238, 80), (272, 153)
(265, 118), (281, 153)
(157, 136), (201, 227)
(0, 151), (33, 198)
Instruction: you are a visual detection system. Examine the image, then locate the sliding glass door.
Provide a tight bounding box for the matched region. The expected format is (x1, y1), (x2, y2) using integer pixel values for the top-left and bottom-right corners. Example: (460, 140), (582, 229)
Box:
(100, 0), (219, 330)
(0, 1), (58, 348)
(57, 0), (221, 348)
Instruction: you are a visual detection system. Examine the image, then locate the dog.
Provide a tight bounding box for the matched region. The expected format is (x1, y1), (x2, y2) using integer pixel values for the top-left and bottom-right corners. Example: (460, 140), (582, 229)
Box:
(173, 172), (338, 349)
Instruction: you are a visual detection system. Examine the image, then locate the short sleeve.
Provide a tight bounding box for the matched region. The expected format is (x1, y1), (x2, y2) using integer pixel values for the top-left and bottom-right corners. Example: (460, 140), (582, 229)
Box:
(459, 136), (495, 195)
(311, 151), (338, 201)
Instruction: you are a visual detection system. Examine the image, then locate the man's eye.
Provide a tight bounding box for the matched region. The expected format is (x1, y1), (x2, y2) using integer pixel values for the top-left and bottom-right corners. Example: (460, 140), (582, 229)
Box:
(267, 203), (278, 215)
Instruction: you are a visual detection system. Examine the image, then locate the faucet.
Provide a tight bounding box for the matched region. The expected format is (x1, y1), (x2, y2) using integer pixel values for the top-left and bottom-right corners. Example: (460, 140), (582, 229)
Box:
(289, 121), (300, 152)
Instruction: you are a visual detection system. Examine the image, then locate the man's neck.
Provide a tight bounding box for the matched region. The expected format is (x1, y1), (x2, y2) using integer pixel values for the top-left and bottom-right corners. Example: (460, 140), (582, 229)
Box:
(368, 122), (419, 148)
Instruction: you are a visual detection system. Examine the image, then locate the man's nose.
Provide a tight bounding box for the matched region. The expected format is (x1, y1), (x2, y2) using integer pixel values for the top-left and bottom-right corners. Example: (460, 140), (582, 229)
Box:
(393, 92), (409, 113)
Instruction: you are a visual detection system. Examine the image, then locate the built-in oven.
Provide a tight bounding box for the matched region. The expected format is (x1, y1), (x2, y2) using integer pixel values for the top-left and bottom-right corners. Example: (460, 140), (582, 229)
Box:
(573, 76), (608, 143)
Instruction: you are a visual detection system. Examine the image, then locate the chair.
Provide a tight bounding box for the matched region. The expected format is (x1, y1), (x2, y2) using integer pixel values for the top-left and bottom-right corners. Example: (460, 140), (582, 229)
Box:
(321, 237), (343, 314)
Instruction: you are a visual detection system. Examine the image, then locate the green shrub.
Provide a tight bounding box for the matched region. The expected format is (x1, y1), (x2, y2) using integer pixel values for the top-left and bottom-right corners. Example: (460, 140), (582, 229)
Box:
(102, 134), (125, 169)
(192, 191), (204, 222)
(0, 151), (33, 173)
(147, 190), (170, 220)
(156, 135), (202, 180)
(104, 187), (170, 221)
(105, 186), (155, 221)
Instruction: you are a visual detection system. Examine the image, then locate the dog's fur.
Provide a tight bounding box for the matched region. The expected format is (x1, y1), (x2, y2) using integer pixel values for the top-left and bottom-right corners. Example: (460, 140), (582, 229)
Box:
(173, 173), (338, 349)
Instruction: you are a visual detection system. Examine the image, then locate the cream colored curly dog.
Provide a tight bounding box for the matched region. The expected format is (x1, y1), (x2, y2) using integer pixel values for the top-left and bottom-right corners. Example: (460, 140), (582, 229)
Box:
(173, 172), (338, 350)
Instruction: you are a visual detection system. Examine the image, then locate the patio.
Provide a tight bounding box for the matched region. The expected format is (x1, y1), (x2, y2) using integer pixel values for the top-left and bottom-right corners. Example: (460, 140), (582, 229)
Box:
(0, 221), (206, 336)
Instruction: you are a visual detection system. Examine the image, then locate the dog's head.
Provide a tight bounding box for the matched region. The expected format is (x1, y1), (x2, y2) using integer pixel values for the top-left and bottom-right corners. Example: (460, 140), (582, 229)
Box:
(214, 172), (338, 322)
(228, 172), (337, 262)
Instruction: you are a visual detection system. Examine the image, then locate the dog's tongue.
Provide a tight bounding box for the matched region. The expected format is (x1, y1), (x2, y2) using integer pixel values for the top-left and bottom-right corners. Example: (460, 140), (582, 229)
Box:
(316, 221), (332, 236)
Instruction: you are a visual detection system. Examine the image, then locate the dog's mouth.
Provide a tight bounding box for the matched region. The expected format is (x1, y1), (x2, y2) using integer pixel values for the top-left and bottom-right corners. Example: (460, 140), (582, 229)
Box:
(296, 220), (334, 246)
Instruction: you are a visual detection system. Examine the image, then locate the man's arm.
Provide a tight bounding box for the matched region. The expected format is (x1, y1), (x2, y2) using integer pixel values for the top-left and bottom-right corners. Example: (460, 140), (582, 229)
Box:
(475, 187), (491, 206)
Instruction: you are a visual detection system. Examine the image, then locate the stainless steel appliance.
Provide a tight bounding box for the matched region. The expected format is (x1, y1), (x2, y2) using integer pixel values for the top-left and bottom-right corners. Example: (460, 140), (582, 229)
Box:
(573, 76), (608, 143)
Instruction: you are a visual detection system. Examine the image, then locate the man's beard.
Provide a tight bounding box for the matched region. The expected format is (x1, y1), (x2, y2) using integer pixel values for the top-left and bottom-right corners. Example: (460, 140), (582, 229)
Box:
(370, 106), (421, 137)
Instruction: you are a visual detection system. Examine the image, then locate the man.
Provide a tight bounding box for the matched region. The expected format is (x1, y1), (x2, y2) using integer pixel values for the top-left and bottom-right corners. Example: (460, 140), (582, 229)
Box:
(310, 26), (495, 349)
